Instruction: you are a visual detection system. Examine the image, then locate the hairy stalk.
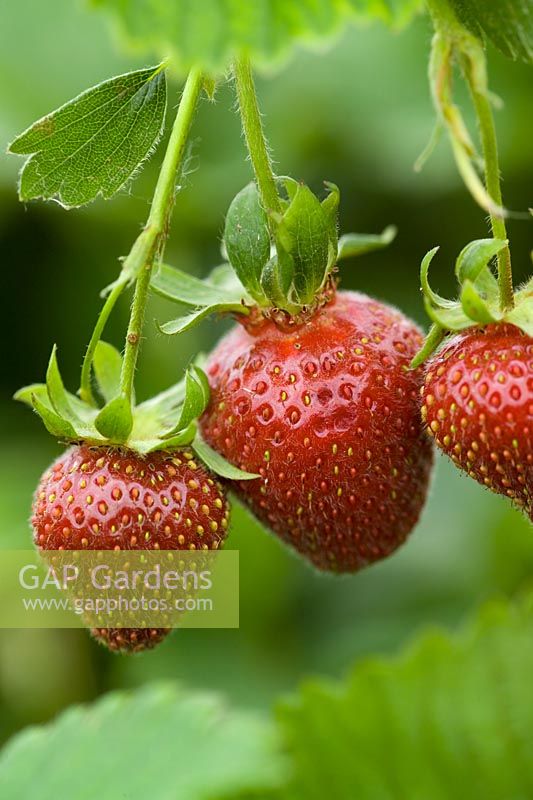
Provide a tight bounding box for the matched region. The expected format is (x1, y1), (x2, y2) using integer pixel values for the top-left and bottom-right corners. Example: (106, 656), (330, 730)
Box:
(233, 54), (281, 218)
(119, 67), (203, 403)
(463, 59), (513, 311)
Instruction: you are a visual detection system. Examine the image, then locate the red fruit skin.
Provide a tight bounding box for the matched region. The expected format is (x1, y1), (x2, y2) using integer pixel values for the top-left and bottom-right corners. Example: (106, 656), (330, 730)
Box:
(32, 445), (229, 652)
(422, 324), (533, 519)
(201, 290), (434, 573)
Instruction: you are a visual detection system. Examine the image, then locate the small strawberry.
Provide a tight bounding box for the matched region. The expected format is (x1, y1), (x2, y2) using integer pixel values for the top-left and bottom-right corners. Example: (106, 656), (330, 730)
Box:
(32, 445), (230, 652)
(421, 324), (532, 518)
(200, 291), (433, 572)
(413, 239), (533, 520)
(17, 345), (249, 653)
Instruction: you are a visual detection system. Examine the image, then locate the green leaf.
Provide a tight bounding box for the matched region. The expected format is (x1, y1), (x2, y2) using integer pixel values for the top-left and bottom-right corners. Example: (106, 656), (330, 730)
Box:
(8, 65), (167, 208)
(163, 366), (210, 437)
(152, 263), (251, 335)
(143, 422), (198, 454)
(193, 434), (260, 481)
(13, 383), (48, 409)
(151, 263), (249, 308)
(15, 384), (98, 428)
(93, 341), (123, 404)
(224, 183), (271, 304)
(410, 323), (446, 369)
(93, 0), (423, 74)
(275, 183), (331, 306)
(420, 246), (457, 310)
(506, 301), (533, 337)
(207, 263), (249, 294)
(31, 394), (79, 440)
(448, 0), (533, 63)
(424, 296), (472, 330)
(133, 377), (188, 439)
(94, 394), (134, 442)
(321, 181), (340, 253)
(45, 346), (82, 426)
(455, 237), (508, 284)
(337, 225), (397, 260)
(460, 279), (498, 324)
(279, 594), (533, 799)
(0, 684), (285, 800)
(159, 304), (247, 336)
(260, 257), (292, 311)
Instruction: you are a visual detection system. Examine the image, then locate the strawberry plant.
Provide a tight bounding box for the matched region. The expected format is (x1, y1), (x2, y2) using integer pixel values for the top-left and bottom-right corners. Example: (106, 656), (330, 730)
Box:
(1, 0), (533, 796)
(4, 0), (531, 638)
(7, 0), (439, 595)
(8, 64), (255, 651)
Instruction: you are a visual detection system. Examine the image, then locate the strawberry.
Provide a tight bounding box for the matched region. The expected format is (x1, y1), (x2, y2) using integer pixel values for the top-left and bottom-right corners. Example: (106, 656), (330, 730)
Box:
(421, 323), (532, 518)
(200, 290), (434, 573)
(412, 238), (533, 520)
(32, 445), (229, 652)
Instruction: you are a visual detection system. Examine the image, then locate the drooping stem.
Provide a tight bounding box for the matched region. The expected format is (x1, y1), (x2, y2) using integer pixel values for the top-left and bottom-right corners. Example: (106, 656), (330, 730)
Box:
(118, 66), (203, 404)
(463, 62), (514, 311)
(426, 0), (514, 312)
(80, 279), (127, 404)
(233, 54), (282, 217)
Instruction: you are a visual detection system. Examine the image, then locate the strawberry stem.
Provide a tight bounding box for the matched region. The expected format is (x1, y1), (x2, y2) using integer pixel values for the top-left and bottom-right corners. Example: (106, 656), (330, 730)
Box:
(462, 59), (514, 312)
(118, 67), (203, 406)
(233, 54), (282, 220)
(426, 0), (514, 314)
(80, 279), (128, 405)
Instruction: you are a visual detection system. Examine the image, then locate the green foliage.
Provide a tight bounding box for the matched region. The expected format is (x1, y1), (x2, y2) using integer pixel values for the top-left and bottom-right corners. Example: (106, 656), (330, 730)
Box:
(15, 350), (258, 478)
(506, 275), (533, 336)
(2, 595), (533, 798)
(158, 181), (397, 326)
(94, 394), (133, 441)
(223, 179), (340, 311)
(447, 0), (533, 63)
(93, 0), (423, 73)
(8, 65), (167, 207)
(224, 183), (271, 305)
(412, 238), (533, 366)
(279, 594), (533, 799)
(92, 341), (123, 404)
(152, 263), (251, 335)
(273, 180), (337, 307)
(337, 226), (397, 259)
(0, 684), (286, 800)
(161, 366), (210, 438)
(192, 435), (260, 481)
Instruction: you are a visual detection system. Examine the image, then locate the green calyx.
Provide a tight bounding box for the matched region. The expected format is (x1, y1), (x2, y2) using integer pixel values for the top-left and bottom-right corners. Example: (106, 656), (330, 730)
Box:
(412, 238), (533, 368)
(225, 178), (339, 313)
(153, 180), (396, 332)
(14, 343), (257, 480)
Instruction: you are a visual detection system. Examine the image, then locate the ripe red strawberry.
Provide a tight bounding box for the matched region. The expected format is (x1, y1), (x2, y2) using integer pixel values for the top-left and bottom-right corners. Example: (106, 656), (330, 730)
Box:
(421, 323), (532, 518)
(32, 445), (229, 652)
(201, 290), (434, 573)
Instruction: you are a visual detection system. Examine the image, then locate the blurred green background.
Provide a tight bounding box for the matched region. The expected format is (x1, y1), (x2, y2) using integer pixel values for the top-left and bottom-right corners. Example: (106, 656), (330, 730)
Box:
(0, 0), (531, 747)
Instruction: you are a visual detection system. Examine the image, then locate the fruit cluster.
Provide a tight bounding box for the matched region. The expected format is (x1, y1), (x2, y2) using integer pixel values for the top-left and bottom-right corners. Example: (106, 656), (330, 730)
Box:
(9, 34), (531, 654)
